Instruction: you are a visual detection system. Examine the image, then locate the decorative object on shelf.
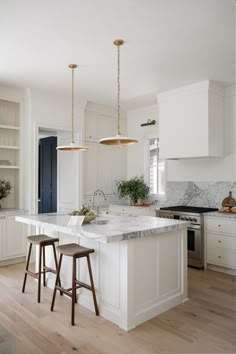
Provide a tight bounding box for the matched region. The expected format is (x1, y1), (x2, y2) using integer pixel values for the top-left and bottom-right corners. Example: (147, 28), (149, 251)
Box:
(56, 64), (88, 151)
(222, 191), (236, 208)
(0, 160), (11, 165)
(219, 191), (236, 212)
(69, 206), (96, 224)
(116, 176), (150, 205)
(99, 39), (138, 146)
(141, 119), (156, 127)
(0, 179), (12, 208)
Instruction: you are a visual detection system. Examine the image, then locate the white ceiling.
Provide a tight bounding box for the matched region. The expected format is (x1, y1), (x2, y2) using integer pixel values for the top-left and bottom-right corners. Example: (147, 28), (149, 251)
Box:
(1, 0), (235, 108)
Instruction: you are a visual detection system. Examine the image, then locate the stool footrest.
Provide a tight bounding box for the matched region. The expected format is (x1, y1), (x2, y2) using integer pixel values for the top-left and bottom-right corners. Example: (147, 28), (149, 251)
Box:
(55, 286), (72, 298)
(26, 270), (38, 279)
(75, 280), (92, 291)
(43, 266), (56, 274)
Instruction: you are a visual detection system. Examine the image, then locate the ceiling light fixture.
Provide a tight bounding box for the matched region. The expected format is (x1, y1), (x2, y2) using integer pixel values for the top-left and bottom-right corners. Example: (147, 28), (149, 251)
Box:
(99, 40), (138, 146)
(56, 64), (88, 151)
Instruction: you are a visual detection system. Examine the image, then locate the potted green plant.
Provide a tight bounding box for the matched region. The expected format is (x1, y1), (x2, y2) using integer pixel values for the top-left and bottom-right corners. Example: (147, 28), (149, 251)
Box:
(116, 176), (150, 205)
(0, 179), (12, 208)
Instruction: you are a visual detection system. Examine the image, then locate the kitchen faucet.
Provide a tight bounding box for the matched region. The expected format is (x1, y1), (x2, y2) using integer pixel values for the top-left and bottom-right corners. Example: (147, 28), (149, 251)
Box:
(92, 190), (106, 213)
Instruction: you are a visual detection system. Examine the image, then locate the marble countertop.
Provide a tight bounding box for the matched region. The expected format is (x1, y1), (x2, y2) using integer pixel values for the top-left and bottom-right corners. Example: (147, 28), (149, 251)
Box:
(205, 211), (236, 219)
(0, 209), (28, 216)
(15, 213), (189, 243)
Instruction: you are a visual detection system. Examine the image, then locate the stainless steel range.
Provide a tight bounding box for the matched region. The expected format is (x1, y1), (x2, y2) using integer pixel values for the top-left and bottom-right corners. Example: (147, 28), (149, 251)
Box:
(157, 206), (218, 269)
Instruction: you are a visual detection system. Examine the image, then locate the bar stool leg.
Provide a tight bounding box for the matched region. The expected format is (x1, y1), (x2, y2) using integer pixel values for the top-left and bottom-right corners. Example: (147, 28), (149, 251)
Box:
(22, 242), (32, 293)
(51, 254), (63, 312)
(38, 245), (42, 303)
(52, 243), (63, 296)
(43, 245), (46, 287)
(86, 255), (99, 316)
(71, 257), (76, 325)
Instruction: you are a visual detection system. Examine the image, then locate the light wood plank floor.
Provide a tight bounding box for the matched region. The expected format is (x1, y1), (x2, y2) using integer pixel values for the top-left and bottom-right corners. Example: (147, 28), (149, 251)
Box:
(0, 263), (235, 354)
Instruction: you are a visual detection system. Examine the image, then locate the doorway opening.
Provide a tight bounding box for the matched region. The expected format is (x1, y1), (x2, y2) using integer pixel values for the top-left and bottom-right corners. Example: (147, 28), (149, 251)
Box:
(38, 129), (57, 214)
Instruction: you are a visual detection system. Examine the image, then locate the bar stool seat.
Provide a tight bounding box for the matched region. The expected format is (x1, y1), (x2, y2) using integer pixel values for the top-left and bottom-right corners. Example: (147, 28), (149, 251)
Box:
(57, 243), (95, 257)
(51, 243), (99, 325)
(22, 234), (61, 303)
(27, 234), (59, 245)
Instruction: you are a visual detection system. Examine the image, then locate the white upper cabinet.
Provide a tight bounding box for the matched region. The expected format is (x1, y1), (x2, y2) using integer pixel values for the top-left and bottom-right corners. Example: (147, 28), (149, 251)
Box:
(157, 81), (224, 159)
(84, 113), (99, 141)
(83, 105), (126, 199)
(84, 112), (116, 142)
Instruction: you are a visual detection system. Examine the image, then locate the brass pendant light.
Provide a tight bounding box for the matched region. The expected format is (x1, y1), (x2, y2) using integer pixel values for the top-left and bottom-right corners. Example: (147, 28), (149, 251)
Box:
(99, 40), (138, 146)
(56, 64), (88, 151)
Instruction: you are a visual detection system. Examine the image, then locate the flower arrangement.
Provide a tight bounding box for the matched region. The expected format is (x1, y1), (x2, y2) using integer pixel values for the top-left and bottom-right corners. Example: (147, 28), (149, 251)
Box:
(0, 179), (12, 207)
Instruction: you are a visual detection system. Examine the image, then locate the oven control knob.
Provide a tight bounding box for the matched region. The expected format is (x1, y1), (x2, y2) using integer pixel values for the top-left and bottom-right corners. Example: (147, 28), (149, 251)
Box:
(189, 218), (193, 222)
(193, 218), (197, 223)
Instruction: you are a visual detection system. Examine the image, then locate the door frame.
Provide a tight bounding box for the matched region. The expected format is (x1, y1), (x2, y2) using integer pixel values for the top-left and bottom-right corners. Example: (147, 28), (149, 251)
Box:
(32, 122), (84, 214)
(38, 136), (57, 213)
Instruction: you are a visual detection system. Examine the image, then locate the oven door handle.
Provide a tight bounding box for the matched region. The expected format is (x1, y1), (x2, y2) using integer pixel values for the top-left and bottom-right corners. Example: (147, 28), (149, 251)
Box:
(188, 225), (201, 231)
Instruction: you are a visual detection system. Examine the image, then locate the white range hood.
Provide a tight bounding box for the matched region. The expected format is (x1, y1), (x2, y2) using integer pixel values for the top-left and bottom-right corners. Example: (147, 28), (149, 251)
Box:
(157, 80), (224, 159)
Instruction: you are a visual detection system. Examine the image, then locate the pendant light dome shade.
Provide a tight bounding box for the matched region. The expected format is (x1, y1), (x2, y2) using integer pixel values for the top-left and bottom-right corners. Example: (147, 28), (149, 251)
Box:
(99, 134), (138, 145)
(56, 64), (88, 151)
(98, 40), (138, 146)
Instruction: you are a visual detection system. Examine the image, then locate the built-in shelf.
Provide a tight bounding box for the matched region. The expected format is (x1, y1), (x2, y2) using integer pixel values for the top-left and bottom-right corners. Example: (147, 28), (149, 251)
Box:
(0, 145), (20, 150)
(0, 166), (20, 169)
(0, 96), (21, 209)
(0, 124), (20, 131)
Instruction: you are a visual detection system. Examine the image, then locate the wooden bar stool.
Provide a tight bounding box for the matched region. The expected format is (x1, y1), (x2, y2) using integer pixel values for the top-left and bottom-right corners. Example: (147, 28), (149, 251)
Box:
(50, 243), (99, 325)
(22, 234), (61, 303)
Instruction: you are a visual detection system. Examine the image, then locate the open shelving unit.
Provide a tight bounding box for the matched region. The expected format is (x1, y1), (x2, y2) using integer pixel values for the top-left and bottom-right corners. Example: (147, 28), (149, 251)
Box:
(0, 98), (21, 209)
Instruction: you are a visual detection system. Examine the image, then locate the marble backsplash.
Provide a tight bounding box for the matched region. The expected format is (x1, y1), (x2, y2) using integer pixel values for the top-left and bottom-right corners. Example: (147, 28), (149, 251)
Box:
(161, 181), (236, 208)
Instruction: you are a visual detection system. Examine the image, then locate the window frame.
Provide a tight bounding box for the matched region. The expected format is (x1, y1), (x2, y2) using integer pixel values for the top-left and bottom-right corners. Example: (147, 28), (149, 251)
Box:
(144, 136), (166, 200)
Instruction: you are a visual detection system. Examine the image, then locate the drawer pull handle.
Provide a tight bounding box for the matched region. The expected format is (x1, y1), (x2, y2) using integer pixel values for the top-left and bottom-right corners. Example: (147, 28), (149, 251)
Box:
(218, 256), (221, 258)
(218, 225), (221, 227)
(218, 240), (221, 243)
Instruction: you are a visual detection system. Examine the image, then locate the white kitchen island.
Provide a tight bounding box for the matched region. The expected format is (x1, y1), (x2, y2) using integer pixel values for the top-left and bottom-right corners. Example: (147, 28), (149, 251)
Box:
(16, 213), (188, 331)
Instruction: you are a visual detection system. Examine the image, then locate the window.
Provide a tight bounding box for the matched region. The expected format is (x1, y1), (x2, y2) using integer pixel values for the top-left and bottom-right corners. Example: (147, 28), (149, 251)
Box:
(146, 137), (165, 197)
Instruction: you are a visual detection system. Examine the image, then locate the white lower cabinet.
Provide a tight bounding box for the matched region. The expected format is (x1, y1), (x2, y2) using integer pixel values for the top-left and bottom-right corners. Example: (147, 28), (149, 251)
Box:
(205, 216), (236, 273)
(0, 215), (26, 263)
(109, 205), (156, 217)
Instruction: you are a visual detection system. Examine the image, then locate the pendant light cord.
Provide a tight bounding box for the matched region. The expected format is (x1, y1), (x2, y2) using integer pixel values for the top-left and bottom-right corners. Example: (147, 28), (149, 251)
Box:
(117, 44), (121, 135)
(71, 66), (75, 144)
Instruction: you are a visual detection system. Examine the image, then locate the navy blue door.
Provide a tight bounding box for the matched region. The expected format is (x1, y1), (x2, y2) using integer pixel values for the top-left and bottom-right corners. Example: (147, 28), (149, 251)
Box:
(38, 136), (57, 213)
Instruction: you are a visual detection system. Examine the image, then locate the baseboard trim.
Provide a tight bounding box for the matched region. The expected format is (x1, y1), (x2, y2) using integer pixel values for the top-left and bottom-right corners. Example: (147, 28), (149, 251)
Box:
(207, 264), (236, 276)
(0, 256), (26, 267)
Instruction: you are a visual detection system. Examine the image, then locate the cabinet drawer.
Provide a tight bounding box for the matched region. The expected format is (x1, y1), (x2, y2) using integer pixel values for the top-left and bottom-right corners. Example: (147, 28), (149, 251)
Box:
(207, 248), (236, 269)
(206, 218), (236, 235)
(207, 233), (236, 251)
(109, 205), (156, 217)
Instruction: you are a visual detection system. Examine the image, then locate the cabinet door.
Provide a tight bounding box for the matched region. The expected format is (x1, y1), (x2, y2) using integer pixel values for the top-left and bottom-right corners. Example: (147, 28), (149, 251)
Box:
(110, 146), (126, 195)
(84, 142), (98, 195)
(2, 216), (26, 258)
(98, 116), (115, 140)
(97, 145), (112, 194)
(84, 114), (98, 141)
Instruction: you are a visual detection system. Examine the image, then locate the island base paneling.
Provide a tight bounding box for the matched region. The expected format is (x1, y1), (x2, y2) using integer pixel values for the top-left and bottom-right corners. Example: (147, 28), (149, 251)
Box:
(39, 226), (187, 331)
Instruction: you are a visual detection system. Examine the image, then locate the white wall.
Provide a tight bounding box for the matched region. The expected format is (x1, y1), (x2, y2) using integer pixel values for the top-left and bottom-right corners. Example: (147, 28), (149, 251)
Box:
(24, 88), (87, 212)
(127, 85), (235, 184)
(127, 105), (158, 179)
